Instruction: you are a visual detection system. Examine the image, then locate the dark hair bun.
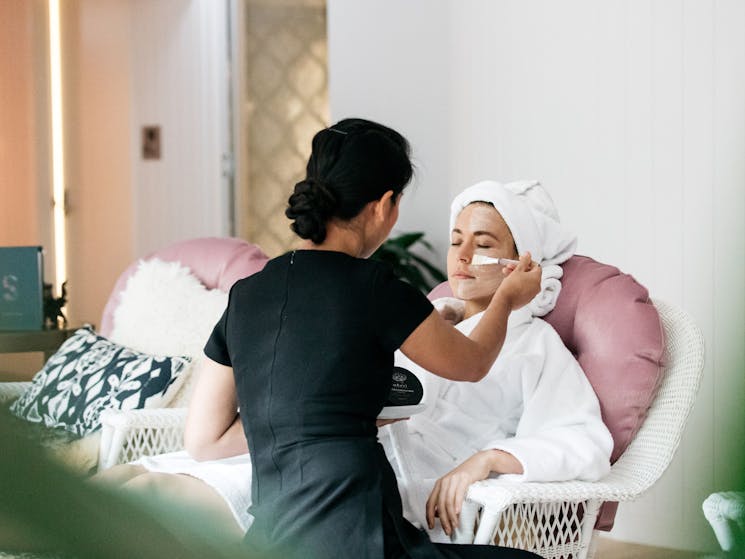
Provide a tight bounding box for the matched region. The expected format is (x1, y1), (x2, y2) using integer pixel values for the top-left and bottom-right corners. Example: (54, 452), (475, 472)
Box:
(285, 178), (338, 244)
(285, 119), (413, 246)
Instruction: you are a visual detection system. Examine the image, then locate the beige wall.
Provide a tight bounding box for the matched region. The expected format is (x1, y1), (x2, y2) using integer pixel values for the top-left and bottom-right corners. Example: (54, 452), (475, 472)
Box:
(0, 1), (49, 378)
(63, 0), (134, 327)
(0, 1), (135, 377)
(0, 0), (44, 247)
(0, 0), (136, 329)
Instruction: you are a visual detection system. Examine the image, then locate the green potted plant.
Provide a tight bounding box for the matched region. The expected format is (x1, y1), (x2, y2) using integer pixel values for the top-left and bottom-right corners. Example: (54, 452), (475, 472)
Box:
(370, 232), (447, 294)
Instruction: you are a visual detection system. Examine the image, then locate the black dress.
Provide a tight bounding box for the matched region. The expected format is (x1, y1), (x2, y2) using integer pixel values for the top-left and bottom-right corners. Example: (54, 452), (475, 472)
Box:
(205, 250), (539, 559)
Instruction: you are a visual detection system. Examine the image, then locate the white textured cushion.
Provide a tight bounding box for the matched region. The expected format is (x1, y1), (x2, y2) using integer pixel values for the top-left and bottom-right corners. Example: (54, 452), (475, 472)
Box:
(110, 258), (228, 359)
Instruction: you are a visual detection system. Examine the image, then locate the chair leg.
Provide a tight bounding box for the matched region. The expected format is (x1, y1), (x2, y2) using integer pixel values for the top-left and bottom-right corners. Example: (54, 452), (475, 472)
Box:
(575, 501), (602, 559)
(387, 422), (412, 487)
(98, 423), (113, 471)
(98, 426), (128, 471)
(473, 506), (505, 545)
(703, 492), (745, 552)
(585, 530), (600, 559)
(452, 500), (480, 544)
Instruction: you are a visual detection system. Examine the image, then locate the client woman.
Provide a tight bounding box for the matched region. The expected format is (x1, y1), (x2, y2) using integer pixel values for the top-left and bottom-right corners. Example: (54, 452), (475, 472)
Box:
(387, 179), (613, 540)
(101, 118), (541, 559)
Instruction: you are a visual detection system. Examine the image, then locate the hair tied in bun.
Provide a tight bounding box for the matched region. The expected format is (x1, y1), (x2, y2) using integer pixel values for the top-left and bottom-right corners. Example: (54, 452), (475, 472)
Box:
(306, 178), (338, 212)
(286, 178), (339, 244)
(286, 118), (413, 245)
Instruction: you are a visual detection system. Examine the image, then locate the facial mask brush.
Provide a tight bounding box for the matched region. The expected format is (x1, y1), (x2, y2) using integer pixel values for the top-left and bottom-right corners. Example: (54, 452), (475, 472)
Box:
(470, 254), (520, 267)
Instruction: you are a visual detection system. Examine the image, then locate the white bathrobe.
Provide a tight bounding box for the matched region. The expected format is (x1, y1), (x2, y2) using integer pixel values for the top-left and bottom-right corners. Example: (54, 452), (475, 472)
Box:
(384, 304), (614, 539)
(137, 304), (613, 536)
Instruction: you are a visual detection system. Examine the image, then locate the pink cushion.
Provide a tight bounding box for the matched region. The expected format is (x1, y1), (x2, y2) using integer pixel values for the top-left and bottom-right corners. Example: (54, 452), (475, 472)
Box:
(427, 255), (665, 530)
(99, 238), (269, 337)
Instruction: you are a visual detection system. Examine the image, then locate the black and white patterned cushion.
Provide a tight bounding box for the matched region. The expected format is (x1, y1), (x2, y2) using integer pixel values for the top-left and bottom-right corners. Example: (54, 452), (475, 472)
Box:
(10, 327), (191, 437)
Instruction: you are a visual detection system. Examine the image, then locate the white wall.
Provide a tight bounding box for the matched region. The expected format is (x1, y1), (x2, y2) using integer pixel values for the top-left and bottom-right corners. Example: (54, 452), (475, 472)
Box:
(328, 0), (454, 257)
(329, 0), (745, 552)
(130, 0), (231, 257)
(64, 0), (135, 327)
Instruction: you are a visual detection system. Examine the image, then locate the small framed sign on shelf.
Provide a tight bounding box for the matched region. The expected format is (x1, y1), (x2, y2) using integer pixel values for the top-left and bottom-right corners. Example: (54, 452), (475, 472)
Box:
(0, 246), (44, 331)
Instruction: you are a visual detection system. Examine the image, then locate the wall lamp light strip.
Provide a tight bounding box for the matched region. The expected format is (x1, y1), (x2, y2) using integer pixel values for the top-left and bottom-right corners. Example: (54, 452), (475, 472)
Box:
(49, 0), (66, 293)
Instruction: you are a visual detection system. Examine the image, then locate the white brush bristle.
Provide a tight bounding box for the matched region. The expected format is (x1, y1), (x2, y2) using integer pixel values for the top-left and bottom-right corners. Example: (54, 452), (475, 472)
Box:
(471, 254), (501, 265)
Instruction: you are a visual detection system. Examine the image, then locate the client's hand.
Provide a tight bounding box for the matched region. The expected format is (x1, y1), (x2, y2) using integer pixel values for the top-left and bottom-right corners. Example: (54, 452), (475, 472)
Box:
(425, 451), (492, 537)
(426, 449), (523, 537)
(496, 252), (541, 310)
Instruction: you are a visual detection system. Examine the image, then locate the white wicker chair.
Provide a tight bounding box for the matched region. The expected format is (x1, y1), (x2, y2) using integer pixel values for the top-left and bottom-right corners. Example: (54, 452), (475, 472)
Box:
(0, 372), (193, 471)
(388, 299), (704, 559)
(98, 407), (189, 469)
(0, 381), (190, 470)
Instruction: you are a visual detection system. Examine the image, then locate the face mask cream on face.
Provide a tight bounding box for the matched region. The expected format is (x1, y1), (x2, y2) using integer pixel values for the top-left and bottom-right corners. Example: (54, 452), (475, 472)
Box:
(448, 204), (519, 302)
(451, 263), (504, 301)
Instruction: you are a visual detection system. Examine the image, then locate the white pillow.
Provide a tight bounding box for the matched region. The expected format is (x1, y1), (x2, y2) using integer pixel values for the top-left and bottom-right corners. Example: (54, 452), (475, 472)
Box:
(110, 258), (228, 359)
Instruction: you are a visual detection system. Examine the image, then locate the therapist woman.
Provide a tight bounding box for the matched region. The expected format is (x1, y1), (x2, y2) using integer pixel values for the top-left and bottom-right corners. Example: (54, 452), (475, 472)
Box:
(185, 118), (542, 559)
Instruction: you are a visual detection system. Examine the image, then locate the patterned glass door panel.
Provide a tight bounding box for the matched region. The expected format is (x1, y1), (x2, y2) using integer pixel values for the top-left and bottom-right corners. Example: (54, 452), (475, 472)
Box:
(237, 0), (328, 257)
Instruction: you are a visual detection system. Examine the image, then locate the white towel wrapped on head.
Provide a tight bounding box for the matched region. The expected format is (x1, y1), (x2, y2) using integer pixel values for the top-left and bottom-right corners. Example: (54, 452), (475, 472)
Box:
(449, 179), (577, 316)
